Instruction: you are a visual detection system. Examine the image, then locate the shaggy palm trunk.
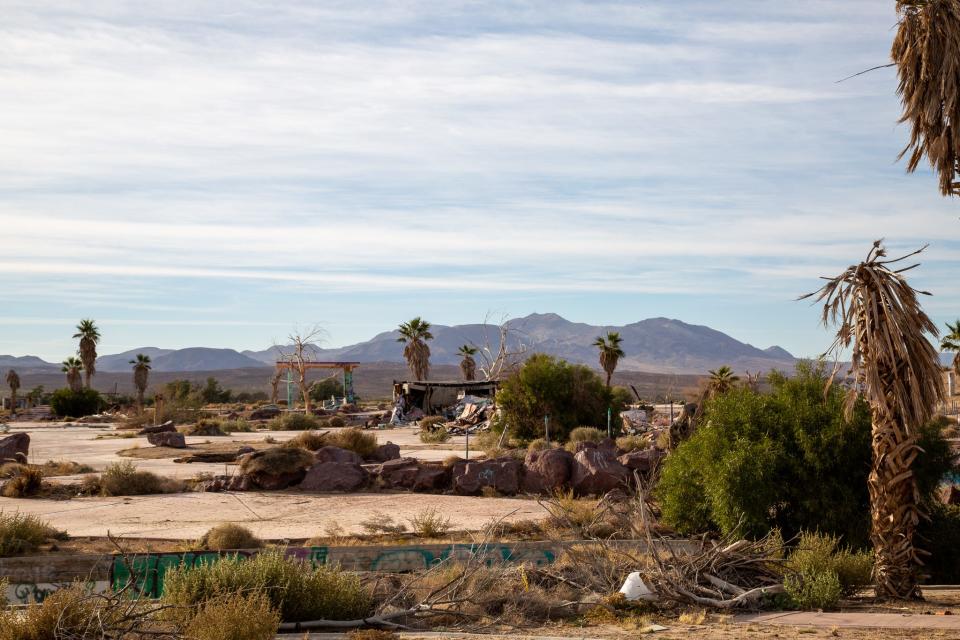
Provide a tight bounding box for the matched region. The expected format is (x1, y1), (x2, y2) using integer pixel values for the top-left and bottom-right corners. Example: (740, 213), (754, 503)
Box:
(461, 357), (476, 381)
(80, 337), (96, 388)
(405, 340), (431, 381)
(9, 388), (16, 416)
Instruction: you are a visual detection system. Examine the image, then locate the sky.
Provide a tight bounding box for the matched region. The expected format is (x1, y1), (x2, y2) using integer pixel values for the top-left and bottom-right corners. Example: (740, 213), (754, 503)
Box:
(1, 1), (958, 362)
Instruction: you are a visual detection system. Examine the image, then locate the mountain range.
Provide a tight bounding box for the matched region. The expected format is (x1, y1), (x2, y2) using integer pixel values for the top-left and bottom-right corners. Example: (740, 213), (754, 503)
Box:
(0, 314), (801, 375)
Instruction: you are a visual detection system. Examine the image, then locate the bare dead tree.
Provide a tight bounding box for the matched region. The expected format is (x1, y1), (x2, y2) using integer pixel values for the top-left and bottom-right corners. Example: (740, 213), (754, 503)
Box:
(470, 313), (528, 381)
(274, 325), (326, 414)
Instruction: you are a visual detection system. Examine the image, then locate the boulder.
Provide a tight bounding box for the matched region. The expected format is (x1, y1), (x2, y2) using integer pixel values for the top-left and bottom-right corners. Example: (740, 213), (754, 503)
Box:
(137, 421), (176, 436)
(197, 474), (254, 492)
(237, 447), (314, 490)
(617, 448), (665, 474)
(521, 447), (573, 494)
(571, 447), (630, 496)
(378, 457), (450, 492)
(370, 442), (401, 463)
(300, 461), (367, 492)
(315, 446), (362, 465)
(147, 431), (186, 448)
(453, 457), (523, 496)
(250, 406), (281, 420)
(0, 433), (29, 462)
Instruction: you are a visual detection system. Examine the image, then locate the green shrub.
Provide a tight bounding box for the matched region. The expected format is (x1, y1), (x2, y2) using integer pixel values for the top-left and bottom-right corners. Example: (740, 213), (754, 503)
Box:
(784, 566), (843, 610)
(329, 416), (346, 429)
(657, 362), (955, 548)
(326, 428), (378, 458)
(496, 354), (624, 441)
(419, 429), (450, 443)
(162, 548), (372, 623)
(565, 427), (605, 451)
(220, 419), (255, 433)
(785, 531), (872, 600)
(309, 378), (344, 402)
(97, 461), (184, 496)
(184, 591), (279, 640)
(268, 413), (321, 431)
(202, 523), (262, 550)
(49, 388), (103, 418)
(0, 511), (66, 556)
(408, 508), (451, 538)
(919, 503), (960, 583)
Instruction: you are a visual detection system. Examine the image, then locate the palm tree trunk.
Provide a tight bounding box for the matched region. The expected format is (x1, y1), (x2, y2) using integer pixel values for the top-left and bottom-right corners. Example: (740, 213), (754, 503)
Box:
(605, 371), (612, 388)
(9, 390), (16, 416)
(137, 389), (144, 415)
(869, 412), (923, 599)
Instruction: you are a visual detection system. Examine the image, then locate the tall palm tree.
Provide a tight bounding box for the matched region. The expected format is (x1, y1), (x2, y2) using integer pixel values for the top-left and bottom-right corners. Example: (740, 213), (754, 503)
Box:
(892, 1), (960, 197)
(941, 319), (960, 376)
(5, 370), (20, 416)
(458, 345), (478, 381)
(73, 319), (100, 389)
(61, 357), (84, 393)
(803, 241), (945, 599)
(593, 332), (625, 388)
(130, 354), (152, 413)
(707, 365), (739, 395)
(397, 317), (433, 381)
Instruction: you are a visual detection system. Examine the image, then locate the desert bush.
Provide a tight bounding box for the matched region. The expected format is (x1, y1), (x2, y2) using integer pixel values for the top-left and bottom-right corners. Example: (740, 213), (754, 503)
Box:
(39, 460), (94, 476)
(419, 428), (450, 443)
(184, 419), (229, 436)
(97, 461), (184, 496)
(0, 463), (27, 479)
(309, 378), (345, 403)
(496, 354), (625, 441)
(568, 426), (605, 444)
(419, 416), (445, 429)
(919, 503), (960, 583)
(409, 507), (452, 538)
(220, 419), (256, 433)
(783, 531), (872, 607)
(238, 447), (314, 478)
(184, 591), (280, 640)
(268, 413), (321, 431)
(283, 430), (329, 451)
(49, 387), (103, 418)
(162, 548), (372, 623)
(526, 438), (554, 453)
(326, 428), (378, 458)
(329, 416), (346, 429)
(0, 582), (118, 640)
(359, 511), (407, 535)
(658, 362), (955, 548)
(1, 466), (43, 498)
(0, 511), (66, 556)
(615, 434), (650, 452)
(202, 523), (262, 550)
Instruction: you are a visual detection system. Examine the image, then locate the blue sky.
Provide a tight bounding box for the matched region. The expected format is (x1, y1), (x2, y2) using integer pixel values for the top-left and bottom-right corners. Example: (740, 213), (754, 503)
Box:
(1, 1), (958, 363)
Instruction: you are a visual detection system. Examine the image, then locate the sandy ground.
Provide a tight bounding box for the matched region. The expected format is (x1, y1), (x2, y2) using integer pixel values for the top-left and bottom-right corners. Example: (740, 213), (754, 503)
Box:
(1, 422), (535, 539)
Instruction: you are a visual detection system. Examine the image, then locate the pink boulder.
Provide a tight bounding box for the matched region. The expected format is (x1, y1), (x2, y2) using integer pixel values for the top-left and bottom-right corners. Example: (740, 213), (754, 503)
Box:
(300, 461), (367, 492)
(521, 447), (573, 494)
(315, 446), (362, 465)
(452, 457), (523, 496)
(571, 447), (629, 496)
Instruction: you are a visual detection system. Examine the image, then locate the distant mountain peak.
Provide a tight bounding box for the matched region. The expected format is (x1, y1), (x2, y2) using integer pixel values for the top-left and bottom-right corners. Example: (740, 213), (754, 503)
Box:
(763, 345), (794, 360)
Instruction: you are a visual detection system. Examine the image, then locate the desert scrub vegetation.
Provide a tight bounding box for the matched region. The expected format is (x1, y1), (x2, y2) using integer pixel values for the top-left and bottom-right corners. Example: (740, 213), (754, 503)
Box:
(360, 511), (408, 535)
(268, 413), (322, 431)
(238, 447), (314, 479)
(90, 461), (184, 496)
(201, 523), (262, 551)
(781, 531), (872, 610)
(284, 427), (379, 458)
(419, 415), (445, 429)
(418, 428), (450, 444)
(0, 511), (66, 556)
(615, 434), (650, 452)
(183, 591), (280, 640)
(408, 507), (452, 538)
(0, 582), (117, 640)
(282, 430), (328, 451)
(162, 548), (372, 623)
(564, 426), (605, 451)
(329, 416), (346, 429)
(183, 418), (229, 436)
(0, 465), (43, 497)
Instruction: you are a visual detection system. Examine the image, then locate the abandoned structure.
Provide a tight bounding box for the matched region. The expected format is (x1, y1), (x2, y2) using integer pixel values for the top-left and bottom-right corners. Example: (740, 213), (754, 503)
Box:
(393, 379), (498, 414)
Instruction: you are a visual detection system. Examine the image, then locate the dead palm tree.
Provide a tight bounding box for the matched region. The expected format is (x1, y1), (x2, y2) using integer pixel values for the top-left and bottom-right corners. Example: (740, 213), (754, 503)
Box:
(130, 354), (151, 414)
(941, 319), (960, 375)
(892, 0), (960, 196)
(73, 319), (100, 388)
(802, 241), (945, 599)
(61, 357), (84, 393)
(593, 332), (625, 388)
(458, 345), (478, 381)
(6, 370), (20, 416)
(707, 365), (740, 395)
(397, 317), (433, 381)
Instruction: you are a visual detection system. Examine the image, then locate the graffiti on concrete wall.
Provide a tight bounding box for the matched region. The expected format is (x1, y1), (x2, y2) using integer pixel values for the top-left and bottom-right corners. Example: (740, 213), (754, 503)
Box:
(4, 581), (109, 605)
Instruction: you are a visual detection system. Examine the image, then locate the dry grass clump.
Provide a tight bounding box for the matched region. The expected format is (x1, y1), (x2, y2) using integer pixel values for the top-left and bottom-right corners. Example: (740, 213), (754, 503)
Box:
(202, 523), (263, 550)
(526, 438), (555, 453)
(39, 460), (95, 476)
(327, 427), (378, 458)
(267, 413), (322, 431)
(220, 419), (256, 433)
(93, 461), (184, 496)
(616, 434), (651, 452)
(443, 455), (464, 468)
(183, 419), (229, 436)
(419, 428), (450, 443)
(329, 416), (346, 429)
(282, 430), (329, 451)
(419, 416), (445, 429)
(0, 582), (118, 640)
(162, 548), (372, 623)
(564, 427), (605, 452)
(0, 511), (66, 556)
(184, 591), (280, 640)
(360, 511), (408, 535)
(408, 507), (452, 538)
(238, 447), (314, 477)
(1, 466), (43, 498)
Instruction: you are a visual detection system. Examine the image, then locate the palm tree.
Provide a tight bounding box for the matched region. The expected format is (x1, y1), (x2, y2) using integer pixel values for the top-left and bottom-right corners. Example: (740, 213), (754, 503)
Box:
(592, 332), (625, 388)
(941, 320), (960, 376)
(458, 345), (478, 381)
(803, 241), (945, 599)
(707, 365), (739, 395)
(130, 354), (152, 413)
(892, 1), (960, 197)
(73, 319), (100, 389)
(397, 317), (433, 381)
(5, 370), (20, 416)
(61, 357), (84, 392)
